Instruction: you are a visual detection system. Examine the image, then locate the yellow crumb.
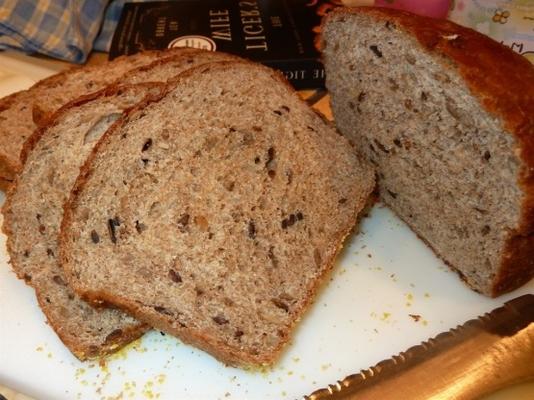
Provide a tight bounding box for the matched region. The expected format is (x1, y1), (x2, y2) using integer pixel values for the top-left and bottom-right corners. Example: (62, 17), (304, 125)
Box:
(321, 363), (332, 371)
(75, 368), (86, 379)
(380, 312), (391, 321)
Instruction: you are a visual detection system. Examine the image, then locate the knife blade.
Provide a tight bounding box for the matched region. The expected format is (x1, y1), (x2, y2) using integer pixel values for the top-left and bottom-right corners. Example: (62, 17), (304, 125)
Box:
(305, 294), (534, 400)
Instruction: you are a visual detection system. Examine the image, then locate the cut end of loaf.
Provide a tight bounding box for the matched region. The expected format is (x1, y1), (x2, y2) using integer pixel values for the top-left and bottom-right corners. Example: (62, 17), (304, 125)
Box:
(61, 60), (375, 366)
(322, 7), (532, 296)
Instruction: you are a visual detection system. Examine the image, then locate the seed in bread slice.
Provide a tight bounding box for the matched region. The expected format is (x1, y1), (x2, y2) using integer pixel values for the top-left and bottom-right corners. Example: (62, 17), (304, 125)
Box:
(2, 84), (164, 359)
(60, 61), (375, 366)
(322, 7), (534, 296)
(0, 48), (197, 189)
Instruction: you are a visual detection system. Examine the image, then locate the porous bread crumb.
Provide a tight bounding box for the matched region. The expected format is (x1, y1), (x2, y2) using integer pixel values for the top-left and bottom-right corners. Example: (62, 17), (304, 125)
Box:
(61, 61), (375, 367)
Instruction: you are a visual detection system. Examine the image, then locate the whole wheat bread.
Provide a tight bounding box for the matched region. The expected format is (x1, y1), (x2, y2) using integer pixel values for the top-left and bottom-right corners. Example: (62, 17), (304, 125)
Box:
(60, 61), (375, 366)
(2, 84), (163, 359)
(322, 7), (534, 296)
(0, 48), (196, 190)
(2, 50), (243, 359)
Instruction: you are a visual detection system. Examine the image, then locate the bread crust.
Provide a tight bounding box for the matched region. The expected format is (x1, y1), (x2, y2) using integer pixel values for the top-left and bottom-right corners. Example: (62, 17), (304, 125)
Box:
(0, 179), (10, 191)
(35, 287), (150, 361)
(0, 91), (28, 183)
(324, 7), (534, 296)
(60, 60), (375, 366)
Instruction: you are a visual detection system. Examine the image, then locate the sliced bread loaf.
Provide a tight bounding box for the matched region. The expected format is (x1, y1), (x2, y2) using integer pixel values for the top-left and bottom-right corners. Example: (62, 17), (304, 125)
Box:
(2, 84), (164, 359)
(60, 61), (375, 366)
(322, 7), (534, 296)
(0, 48), (196, 189)
(2, 50), (245, 360)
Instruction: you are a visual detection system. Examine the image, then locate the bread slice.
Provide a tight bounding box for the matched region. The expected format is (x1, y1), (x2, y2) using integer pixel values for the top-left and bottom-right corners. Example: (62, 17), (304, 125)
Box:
(0, 48), (196, 189)
(2, 50), (245, 360)
(60, 61), (375, 366)
(322, 7), (534, 296)
(2, 84), (164, 359)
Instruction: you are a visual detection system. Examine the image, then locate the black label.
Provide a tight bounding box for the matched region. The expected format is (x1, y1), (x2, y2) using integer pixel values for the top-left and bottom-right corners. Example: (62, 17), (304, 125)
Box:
(110, 0), (342, 89)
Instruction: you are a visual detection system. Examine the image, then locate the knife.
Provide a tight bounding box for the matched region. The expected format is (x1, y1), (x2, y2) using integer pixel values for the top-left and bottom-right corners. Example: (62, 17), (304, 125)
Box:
(305, 294), (534, 400)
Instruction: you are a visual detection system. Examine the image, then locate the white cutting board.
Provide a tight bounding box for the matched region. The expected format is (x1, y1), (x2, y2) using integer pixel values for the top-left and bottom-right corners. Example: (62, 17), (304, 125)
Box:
(0, 52), (533, 400)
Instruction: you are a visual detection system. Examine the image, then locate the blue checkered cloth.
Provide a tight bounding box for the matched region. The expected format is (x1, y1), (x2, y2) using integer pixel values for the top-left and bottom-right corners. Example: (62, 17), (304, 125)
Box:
(0, 0), (109, 63)
(0, 0), (166, 63)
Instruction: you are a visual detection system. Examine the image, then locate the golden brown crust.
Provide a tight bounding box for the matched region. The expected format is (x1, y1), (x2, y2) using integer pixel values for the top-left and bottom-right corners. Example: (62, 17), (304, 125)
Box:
(0, 179), (10, 192)
(325, 7), (534, 296)
(493, 233), (534, 296)
(0, 158), (16, 190)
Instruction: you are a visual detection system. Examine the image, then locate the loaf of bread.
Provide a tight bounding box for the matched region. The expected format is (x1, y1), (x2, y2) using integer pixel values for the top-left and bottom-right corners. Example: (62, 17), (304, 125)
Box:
(2, 49), (242, 359)
(0, 48), (196, 190)
(322, 7), (534, 296)
(60, 61), (375, 366)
